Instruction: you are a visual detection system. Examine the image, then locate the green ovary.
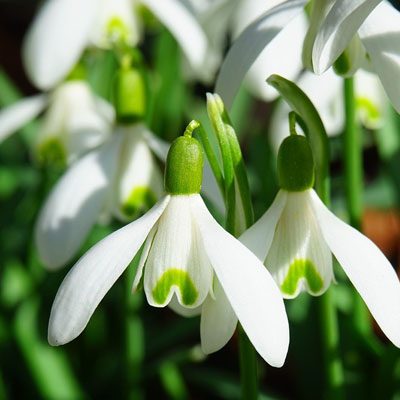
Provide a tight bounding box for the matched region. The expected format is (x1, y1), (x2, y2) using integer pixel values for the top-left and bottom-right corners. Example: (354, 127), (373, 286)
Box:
(107, 17), (129, 43)
(280, 259), (324, 296)
(122, 186), (157, 219)
(37, 138), (66, 168)
(152, 269), (198, 306)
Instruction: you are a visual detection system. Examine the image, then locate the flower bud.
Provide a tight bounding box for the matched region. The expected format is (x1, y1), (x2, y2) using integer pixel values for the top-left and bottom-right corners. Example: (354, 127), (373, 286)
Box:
(278, 135), (315, 192)
(165, 132), (203, 195)
(113, 67), (146, 123)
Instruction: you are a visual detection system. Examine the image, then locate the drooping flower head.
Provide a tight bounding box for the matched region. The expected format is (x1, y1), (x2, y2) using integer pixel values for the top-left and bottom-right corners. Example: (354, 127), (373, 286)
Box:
(241, 134), (400, 347)
(48, 122), (290, 367)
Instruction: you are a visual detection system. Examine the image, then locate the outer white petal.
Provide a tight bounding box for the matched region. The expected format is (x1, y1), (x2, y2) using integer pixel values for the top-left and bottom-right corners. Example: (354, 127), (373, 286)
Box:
(193, 196), (289, 367)
(244, 12), (307, 102)
(312, 0), (382, 74)
(35, 136), (120, 270)
(310, 189), (400, 347)
(142, 128), (170, 162)
(200, 278), (238, 354)
(144, 195), (213, 309)
(141, 0), (208, 73)
(265, 191), (333, 299)
(22, 0), (96, 89)
(240, 190), (287, 262)
(48, 195), (171, 346)
(215, 0), (307, 110)
(0, 94), (47, 143)
(111, 125), (164, 221)
(359, 2), (400, 113)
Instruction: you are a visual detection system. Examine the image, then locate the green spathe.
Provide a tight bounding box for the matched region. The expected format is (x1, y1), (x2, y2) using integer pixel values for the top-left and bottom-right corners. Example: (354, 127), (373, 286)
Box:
(280, 258), (324, 296)
(152, 269), (198, 306)
(278, 135), (315, 192)
(164, 136), (203, 195)
(113, 68), (146, 123)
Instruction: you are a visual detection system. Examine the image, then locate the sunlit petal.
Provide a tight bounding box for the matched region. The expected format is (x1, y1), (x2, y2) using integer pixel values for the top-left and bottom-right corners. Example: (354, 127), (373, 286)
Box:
(200, 278), (238, 354)
(310, 189), (400, 347)
(312, 0), (382, 74)
(48, 195), (170, 345)
(194, 196), (289, 367)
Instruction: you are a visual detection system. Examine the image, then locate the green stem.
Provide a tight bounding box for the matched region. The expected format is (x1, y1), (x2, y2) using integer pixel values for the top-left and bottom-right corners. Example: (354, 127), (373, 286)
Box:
(125, 265), (145, 400)
(343, 79), (372, 342)
(343, 77), (363, 230)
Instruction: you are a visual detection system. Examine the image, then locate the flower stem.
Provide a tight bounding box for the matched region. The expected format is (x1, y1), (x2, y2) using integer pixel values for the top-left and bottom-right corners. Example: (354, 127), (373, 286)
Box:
(343, 77), (363, 230)
(343, 79), (372, 341)
(125, 264), (145, 399)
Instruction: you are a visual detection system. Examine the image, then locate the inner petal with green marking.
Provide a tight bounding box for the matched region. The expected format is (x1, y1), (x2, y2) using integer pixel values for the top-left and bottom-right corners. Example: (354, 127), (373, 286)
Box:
(121, 186), (157, 219)
(280, 258), (324, 296)
(37, 138), (66, 168)
(152, 268), (198, 306)
(107, 17), (130, 43)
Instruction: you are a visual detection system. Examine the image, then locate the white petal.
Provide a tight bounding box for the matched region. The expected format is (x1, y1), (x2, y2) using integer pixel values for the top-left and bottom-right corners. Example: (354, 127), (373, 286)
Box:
(265, 191), (333, 299)
(312, 0), (382, 74)
(168, 294), (202, 318)
(240, 190), (287, 262)
(89, 0), (140, 48)
(0, 94), (47, 143)
(359, 2), (400, 113)
(193, 196), (289, 367)
(310, 189), (400, 347)
(141, 0), (208, 72)
(22, 0), (96, 89)
(35, 136), (120, 270)
(48, 195), (170, 346)
(111, 125), (164, 221)
(215, 0), (307, 110)
(200, 278), (238, 354)
(244, 12), (307, 102)
(141, 126), (170, 162)
(144, 195), (213, 309)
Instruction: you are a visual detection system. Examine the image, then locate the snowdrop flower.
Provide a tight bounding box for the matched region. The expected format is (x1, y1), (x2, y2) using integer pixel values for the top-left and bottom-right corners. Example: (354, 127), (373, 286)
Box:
(23, 0), (209, 90)
(48, 128), (290, 368)
(241, 134), (400, 347)
(0, 80), (114, 165)
(311, 0), (400, 113)
(35, 123), (165, 270)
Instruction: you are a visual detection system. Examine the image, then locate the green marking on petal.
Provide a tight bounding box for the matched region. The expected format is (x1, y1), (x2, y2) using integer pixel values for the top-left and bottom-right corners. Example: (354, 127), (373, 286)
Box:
(280, 258), (324, 296)
(152, 269), (198, 306)
(121, 186), (157, 219)
(37, 138), (66, 168)
(356, 97), (380, 122)
(107, 17), (129, 44)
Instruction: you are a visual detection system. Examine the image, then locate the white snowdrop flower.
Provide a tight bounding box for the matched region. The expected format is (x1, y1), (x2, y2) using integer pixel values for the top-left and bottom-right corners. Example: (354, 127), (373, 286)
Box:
(0, 80), (114, 165)
(241, 135), (400, 348)
(35, 123), (165, 270)
(22, 0), (209, 90)
(48, 130), (290, 368)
